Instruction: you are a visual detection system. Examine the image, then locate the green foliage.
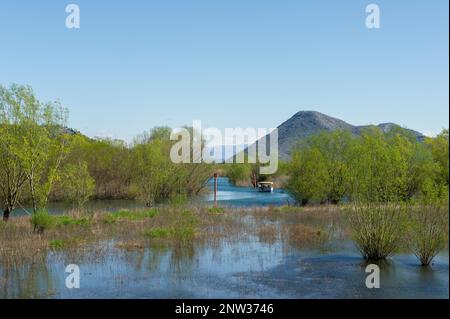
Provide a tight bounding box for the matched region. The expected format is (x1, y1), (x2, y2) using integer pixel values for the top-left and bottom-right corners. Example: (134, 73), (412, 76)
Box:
(1, 84), (216, 213)
(288, 130), (353, 204)
(131, 127), (212, 206)
(64, 135), (133, 200)
(103, 209), (159, 224)
(169, 194), (189, 207)
(287, 128), (449, 205)
(144, 227), (171, 239)
(49, 239), (65, 250)
(225, 163), (253, 185)
(49, 238), (84, 250)
(170, 210), (199, 243)
(426, 129), (449, 186)
(31, 213), (92, 232)
(31, 211), (55, 233)
(144, 210), (199, 243)
(0, 84), (69, 216)
(54, 215), (91, 227)
(60, 161), (95, 209)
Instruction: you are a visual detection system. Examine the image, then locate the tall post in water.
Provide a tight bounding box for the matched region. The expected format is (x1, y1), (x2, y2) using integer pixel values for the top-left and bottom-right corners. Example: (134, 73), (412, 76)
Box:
(213, 172), (218, 206)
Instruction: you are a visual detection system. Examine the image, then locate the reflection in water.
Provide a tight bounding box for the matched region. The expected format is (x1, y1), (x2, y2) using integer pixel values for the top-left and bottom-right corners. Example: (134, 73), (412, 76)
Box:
(0, 238), (448, 299)
(1, 178), (448, 298)
(0, 262), (54, 298)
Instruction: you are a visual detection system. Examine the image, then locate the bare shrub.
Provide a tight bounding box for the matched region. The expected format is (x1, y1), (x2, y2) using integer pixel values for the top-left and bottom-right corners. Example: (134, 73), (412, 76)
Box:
(343, 203), (407, 260)
(408, 205), (449, 266)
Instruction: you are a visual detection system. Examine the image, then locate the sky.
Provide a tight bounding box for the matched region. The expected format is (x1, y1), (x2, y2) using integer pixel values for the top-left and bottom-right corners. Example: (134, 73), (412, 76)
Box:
(0, 0), (448, 143)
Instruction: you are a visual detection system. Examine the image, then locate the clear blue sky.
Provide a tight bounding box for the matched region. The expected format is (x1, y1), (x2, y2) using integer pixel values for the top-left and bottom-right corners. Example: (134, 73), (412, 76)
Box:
(0, 0), (448, 142)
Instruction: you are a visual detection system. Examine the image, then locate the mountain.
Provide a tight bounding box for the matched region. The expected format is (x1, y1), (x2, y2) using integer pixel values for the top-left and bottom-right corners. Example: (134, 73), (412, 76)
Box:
(250, 111), (426, 161)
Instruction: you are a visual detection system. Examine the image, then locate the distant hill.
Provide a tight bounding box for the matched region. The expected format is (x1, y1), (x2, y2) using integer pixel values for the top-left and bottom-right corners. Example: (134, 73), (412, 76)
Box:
(248, 111), (427, 161)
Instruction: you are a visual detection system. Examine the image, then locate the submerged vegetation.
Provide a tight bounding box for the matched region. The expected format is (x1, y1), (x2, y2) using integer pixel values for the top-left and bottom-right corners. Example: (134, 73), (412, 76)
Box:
(0, 206), (340, 269)
(286, 128), (449, 264)
(408, 204), (449, 266)
(0, 83), (448, 274)
(342, 203), (449, 263)
(343, 203), (408, 260)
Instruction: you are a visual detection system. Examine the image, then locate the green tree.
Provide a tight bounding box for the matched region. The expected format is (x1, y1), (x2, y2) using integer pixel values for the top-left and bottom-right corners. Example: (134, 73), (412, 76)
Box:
(288, 130), (353, 204)
(0, 110), (28, 221)
(225, 163), (252, 185)
(132, 138), (173, 206)
(0, 84), (69, 218)
(66, 136), (133, 199)
(349, 128), (414, 202)
(287, 127), (440, 205)
(413, 129), (449, 203)
(131, 127), (212, 206)
(288, 147), (329, 205)
(60, 161), (95, 209)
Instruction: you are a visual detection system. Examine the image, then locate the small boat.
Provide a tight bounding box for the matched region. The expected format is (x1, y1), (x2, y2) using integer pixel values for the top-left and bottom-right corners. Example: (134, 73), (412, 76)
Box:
(257, 182), (274, 193)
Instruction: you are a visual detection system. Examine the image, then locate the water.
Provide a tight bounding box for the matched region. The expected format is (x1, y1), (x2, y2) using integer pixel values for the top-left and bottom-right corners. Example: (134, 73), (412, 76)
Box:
(12, 177), (295, 216)
(201, 177), (296, 207)
(12, 199), (146, 217)
(2, 239), (447, 299)
(1, 178), (448, 299)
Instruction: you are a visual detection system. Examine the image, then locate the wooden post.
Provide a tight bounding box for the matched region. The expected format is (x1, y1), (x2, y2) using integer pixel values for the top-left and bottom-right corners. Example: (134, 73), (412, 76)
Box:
(213, 172), (218, 205)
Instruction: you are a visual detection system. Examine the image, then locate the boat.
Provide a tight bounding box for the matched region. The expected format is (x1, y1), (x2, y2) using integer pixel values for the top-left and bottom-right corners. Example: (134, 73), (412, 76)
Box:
(257, 182), (274, 193)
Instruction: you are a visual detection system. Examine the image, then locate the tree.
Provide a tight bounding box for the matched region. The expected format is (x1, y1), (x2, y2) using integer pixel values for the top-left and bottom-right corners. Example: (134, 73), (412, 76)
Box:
(426, 129), (449, 186)
(132, 139), (173, 206)
(67, 136), (133, 199)
(60, 161), (95, 209)
(0, 116), (28, 221)
(131, 127), (212, 206)
(288, 146), (329, 205)
(0, 84), (69, 218)
(225, 163), (252, 185)
(287, 127), (442, 205)
(348, 128), (415, 202)
(287, 130), (353, 204)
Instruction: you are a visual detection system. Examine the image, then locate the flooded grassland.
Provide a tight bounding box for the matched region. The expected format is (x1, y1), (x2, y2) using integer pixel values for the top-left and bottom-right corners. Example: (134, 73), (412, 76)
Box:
(0, 204), (448, 299)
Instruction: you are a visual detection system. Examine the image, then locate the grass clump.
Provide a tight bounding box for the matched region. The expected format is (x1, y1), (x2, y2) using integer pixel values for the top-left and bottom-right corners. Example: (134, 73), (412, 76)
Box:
(49, 239), (65, 250)
(144, 227), (171, 239)
(208, 206), (224, 214)
(54, 215), (91, 227)
(31, 211), (55, 233)
(284, 224), (329, 248)
(31, 213), (92, 232)
(102, 209), (158, 224)
(408, 205), (449, 266)
(171, 210), (199, 243)
(48, 238), (85, 250)
(169, 194), (188, 207)
(144, 210), (200, 244)
(343, 203), (407, 261)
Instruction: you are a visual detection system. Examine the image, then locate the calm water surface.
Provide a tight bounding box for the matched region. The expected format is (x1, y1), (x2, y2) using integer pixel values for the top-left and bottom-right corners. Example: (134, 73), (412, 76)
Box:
(1, 178), (448, 299)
